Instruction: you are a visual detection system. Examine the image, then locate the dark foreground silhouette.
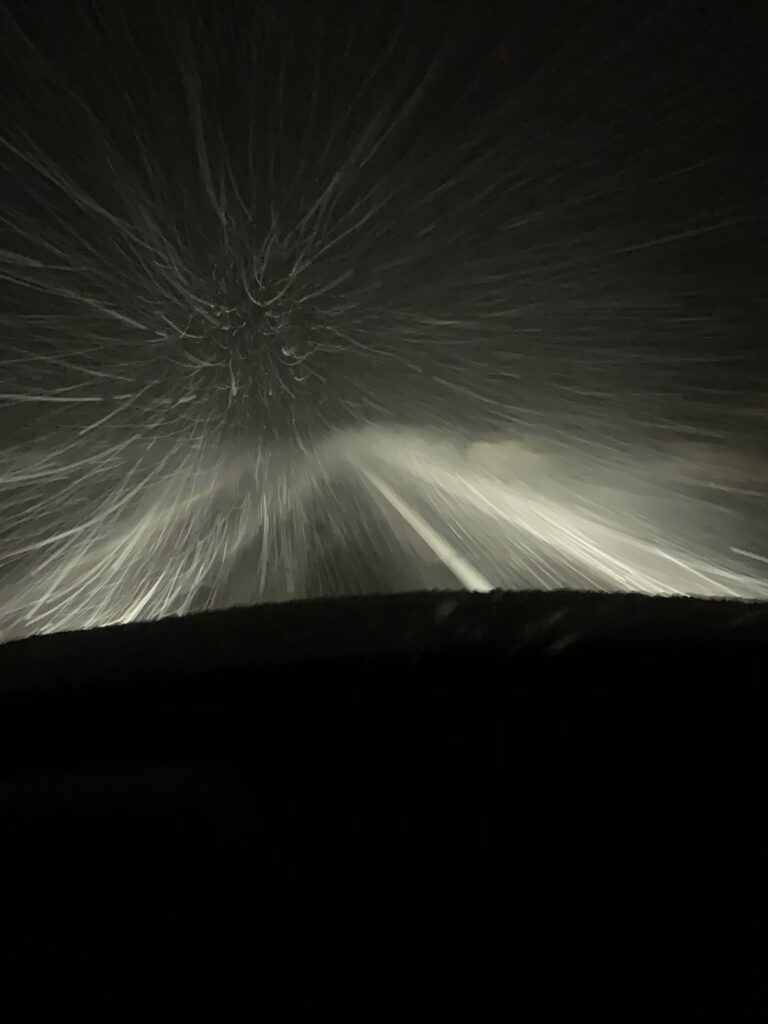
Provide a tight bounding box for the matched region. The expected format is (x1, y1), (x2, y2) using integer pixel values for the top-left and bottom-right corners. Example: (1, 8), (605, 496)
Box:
(2, 590), (766, 1019)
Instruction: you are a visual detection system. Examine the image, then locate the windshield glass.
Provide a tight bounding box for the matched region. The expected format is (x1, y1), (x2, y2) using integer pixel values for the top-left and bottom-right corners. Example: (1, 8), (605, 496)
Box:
(1, 0), (765, 642)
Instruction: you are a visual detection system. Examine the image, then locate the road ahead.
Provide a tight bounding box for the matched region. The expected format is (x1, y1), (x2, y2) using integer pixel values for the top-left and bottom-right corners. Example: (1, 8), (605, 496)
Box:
(4, 429), (768, 643)
(218, 432), (768, 608)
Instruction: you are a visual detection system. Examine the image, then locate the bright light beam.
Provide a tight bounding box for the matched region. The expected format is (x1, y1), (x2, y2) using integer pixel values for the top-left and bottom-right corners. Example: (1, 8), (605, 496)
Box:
(360, 466), (494, 592)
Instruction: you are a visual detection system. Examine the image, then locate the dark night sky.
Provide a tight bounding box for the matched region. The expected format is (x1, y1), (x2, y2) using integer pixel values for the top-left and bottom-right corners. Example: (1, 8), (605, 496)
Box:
(2, 0), (764, 439)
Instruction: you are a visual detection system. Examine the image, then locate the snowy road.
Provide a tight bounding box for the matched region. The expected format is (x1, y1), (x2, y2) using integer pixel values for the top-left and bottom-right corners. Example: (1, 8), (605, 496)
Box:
(3, 427), (768, 642)
(217, 430), (768, 610)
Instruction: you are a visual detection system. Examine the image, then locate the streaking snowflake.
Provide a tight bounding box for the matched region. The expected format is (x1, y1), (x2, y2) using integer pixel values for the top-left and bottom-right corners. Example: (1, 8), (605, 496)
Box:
(0, 1), (765, 640)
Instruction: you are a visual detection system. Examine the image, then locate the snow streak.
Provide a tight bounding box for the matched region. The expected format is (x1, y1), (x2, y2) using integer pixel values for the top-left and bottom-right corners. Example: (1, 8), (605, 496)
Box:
(0, 0), (765, 640)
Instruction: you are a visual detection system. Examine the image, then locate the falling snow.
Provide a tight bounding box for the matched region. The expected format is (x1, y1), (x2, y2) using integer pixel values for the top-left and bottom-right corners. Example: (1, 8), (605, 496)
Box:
(0, 0), (766, 641)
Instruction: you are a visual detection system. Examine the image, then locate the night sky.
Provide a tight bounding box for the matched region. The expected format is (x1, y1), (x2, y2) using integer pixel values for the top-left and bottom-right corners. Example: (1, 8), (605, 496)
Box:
(1, 0), (766, 638)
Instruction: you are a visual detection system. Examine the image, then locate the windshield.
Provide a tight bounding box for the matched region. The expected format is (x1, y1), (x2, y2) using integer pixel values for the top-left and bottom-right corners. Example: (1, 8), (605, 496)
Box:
(1, 0), (765, 642)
